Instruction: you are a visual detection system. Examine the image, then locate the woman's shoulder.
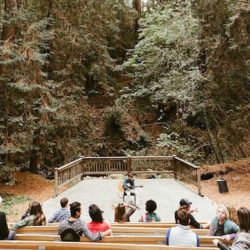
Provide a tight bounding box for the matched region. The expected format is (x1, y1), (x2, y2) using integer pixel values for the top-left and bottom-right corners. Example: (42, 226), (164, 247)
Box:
(225, 219), (239, 228)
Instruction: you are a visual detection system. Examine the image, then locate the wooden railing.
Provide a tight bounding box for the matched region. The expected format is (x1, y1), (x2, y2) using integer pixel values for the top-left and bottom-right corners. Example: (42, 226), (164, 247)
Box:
(54, 155), (201, 197)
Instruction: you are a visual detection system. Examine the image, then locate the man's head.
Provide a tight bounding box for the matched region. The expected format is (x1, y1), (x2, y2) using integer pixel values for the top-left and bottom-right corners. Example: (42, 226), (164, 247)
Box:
(127, 173), (133, 179)
(146, 200), (157, 213)
(69, 202), (81, 218)
(60, 197), (69, 208)
(177, 209), (190, 226)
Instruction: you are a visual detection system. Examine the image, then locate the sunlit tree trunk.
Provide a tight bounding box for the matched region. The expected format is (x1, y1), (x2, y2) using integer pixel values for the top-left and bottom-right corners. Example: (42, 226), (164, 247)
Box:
(133, 0), (141, 40)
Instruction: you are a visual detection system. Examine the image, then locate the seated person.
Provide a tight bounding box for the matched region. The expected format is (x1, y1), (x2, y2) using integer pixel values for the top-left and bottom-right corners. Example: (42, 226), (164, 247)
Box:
(209, 204), (239, 239)
(114, 202), (136, 222)
(13, 201), (46, 230)
(48, 197), (70, 223)
(167, 208), (199, 247)
(139, 199), (161, 222)
(123, 173), (139, 207)
(174, 198), (204, 229)
(0, 196), (16, 240)
(58, 201), (111, 241)
(213, 207), (250, 250)
(87, 204), (111, 234)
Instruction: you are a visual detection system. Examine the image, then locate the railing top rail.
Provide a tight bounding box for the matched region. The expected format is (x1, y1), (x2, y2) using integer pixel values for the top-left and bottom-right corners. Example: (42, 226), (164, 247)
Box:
(131, 156), (173, 160)
(57, 157), (84, 172)
(57, 155), (176, 172)
(173, 156), (200, 169)
(81, 156), (128, 160)
(80, 156), (173, 160)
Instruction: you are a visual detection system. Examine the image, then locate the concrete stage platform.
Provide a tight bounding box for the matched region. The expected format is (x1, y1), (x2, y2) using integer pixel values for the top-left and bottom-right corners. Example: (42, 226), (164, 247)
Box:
(43, 179), (217, 223)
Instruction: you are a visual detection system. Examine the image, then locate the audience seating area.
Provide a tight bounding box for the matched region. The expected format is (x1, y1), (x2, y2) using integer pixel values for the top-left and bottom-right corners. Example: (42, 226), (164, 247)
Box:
(0, 222), (232, 249)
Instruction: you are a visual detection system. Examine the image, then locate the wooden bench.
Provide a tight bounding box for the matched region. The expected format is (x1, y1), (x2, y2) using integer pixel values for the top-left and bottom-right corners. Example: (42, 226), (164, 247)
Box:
(16, 226), (209, 236)
(109, 222), (208, 228)
(45, 222), (208, 228)
(14, 234), (227, 247)
(0, 240), (218, 250)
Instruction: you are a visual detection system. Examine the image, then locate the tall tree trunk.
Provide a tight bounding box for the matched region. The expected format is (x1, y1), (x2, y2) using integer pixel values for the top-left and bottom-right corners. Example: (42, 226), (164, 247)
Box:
(29, 0), (53, 172)
(133, 0), (141, 40)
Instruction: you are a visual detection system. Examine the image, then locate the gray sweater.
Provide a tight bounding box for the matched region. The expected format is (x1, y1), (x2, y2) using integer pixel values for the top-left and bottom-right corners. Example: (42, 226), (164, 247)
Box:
(58, 218), (102, 241)
(217, 232), (250, 250)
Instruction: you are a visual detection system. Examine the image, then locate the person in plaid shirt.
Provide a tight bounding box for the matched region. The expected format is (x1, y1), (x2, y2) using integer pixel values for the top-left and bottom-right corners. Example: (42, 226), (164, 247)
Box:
(48, 197), (70, 223)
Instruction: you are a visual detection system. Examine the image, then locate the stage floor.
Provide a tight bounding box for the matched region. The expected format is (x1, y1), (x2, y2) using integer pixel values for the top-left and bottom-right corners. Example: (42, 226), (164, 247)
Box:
(43, 179), (216, 223)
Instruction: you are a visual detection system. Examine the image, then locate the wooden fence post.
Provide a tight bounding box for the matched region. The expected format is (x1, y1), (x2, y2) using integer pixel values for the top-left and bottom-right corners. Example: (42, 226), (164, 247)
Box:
(127, 155), (132, 173)
(197, 168), (203, 196)
(54, 168), (59, 197)
(172, 155), (177, 180)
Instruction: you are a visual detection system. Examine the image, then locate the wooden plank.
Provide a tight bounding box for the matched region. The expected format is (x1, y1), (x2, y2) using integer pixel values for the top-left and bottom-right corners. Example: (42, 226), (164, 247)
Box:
(0, 241), (218, 250)
(17, 226), (208, 236)
(15, 234), (227, 246)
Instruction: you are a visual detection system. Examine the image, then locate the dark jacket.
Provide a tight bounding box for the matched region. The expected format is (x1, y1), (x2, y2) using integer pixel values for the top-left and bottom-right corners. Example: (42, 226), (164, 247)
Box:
(0, 212), (9, 240)
(217, 232), (250, 250)
(174, 210), (201, 229)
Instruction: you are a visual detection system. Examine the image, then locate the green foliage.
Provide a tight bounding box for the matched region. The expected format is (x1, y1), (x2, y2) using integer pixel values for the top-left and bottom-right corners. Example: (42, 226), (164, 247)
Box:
(0, 0), (136, 176)
(121, 0), (205, 122)
(104, 107), (125, 136)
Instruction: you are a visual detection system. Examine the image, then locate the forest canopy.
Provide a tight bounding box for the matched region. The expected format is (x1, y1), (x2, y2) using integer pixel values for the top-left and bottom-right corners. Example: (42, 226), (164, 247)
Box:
(0, 0), (249, 181)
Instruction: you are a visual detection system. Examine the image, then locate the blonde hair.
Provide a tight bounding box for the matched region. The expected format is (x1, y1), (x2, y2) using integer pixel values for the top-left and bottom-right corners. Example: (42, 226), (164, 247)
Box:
(217, 204), (229, 219)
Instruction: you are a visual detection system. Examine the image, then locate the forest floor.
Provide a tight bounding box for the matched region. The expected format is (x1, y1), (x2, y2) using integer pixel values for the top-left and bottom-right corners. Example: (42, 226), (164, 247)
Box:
(0, 157), (249, 222)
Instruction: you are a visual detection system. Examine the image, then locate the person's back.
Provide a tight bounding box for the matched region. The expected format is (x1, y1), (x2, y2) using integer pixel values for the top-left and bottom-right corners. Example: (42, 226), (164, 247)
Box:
(87, 204), (111, 234)
(114, 203), (136, 222)
(174, 199), (202, 229)
(59, 202), (111, 241)
(48, 197), (70, 223)
(0, 211), (9, 240)
(13, 201), (46, 230)
(167, 209), (199, 247)
(0, 197), (16, 240)
(139, 200), (160, 222)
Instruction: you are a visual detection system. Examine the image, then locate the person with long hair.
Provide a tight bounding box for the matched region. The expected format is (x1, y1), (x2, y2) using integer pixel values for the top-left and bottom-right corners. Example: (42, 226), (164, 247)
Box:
(13, 201), (46, 230)
(209, 204), (239, 237)
(227, 205), (239, 225)
(213, 207), (250, 249)
(114, 202), (136, 222)
(174, 198), (208, 229)
(87, 204), (111, 234)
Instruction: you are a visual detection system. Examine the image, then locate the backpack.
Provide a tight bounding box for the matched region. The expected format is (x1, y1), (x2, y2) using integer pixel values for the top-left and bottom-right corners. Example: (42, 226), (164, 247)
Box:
(60, 228), (80, 242)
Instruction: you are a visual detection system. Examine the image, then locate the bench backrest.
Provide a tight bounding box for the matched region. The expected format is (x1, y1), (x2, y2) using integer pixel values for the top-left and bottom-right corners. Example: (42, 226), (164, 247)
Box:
(0, 240), (218, 250)
(15, 234), (227, 247)
(16, 226), (208, 236)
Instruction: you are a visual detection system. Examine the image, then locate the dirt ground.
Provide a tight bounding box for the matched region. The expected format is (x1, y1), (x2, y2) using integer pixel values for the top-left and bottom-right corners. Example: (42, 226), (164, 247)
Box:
(0, 172), (54, 222)
(200, 157), (250, 209)
(0, 157), (249, 222)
